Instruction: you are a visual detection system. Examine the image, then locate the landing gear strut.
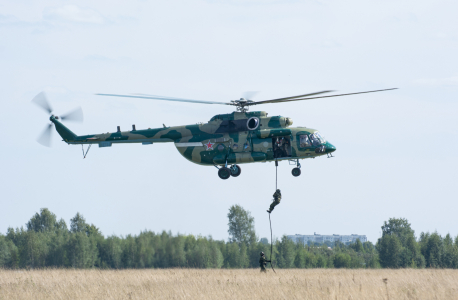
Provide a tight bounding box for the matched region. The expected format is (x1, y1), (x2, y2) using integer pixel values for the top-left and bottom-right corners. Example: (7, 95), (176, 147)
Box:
(292, 159), (301, 177)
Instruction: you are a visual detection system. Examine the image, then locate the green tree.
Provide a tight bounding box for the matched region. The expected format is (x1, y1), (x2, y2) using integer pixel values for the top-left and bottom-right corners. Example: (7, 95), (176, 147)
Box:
(402, 234), (424, 268)
(381, 218), (415, 245)
(334, 253), (351, 268)
(421, 232), (444, 268)
(227, 205), (256, 245)
(0, 235), (11, 267)
(348, 252), (365, 268)
(366, 253), (381, 268)
(165, 234), (186, 267)
(378, 234), (402, 268)
(238, 242), (249, 268)
(135, 231), (156, 268)
(294, 248), (306, 268)
(209, 241), (224, 268)
(121, 235), (138, 268)
(304, 251), (317, 268)
(316, 254), (328, 268)
(277, 235), (296, 268)
(377, 218), (426, 268)
(85, 224), (102, 237)
(70, 213), (88, 233)
(224, 242), (240, 268)
(186, 236), (222, 268)
(17, 229), (50, 268)
(351, 239), (365, 253)
(99, 236), (123, 268)
(26, 208), (57, 233)
(67, 231), (98, 268)
(46, 228), (68, 267)
(56, 219), (68, 231)
(441, 234), (457, 268)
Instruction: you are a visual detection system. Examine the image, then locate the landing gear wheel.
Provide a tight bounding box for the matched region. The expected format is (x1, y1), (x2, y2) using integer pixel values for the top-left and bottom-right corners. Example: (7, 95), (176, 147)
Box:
(218, 167), (231, 180)
(292, 167), (301, 177)
(230, 165), (242, 177)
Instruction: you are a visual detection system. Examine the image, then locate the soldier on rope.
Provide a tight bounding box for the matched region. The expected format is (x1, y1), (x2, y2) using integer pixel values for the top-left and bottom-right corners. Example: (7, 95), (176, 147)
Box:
(267, 189), (282, 213)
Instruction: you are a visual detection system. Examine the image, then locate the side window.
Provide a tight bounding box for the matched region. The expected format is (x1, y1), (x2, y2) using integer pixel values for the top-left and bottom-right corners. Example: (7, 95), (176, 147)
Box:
(299, 135), (311, 148)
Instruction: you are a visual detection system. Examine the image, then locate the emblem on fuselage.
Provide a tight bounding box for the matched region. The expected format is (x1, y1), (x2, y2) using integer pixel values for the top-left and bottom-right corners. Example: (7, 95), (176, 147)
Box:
(205, 141), (214, 150)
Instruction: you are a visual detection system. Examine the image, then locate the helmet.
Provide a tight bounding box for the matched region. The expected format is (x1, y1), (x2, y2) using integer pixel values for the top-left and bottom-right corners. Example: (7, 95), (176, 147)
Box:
(276, 189), (281, 193)
(260, 252), (264, 256)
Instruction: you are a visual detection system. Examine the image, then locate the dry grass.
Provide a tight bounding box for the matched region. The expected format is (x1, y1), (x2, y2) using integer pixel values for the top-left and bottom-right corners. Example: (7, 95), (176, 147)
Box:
(1, 269), (457, 299)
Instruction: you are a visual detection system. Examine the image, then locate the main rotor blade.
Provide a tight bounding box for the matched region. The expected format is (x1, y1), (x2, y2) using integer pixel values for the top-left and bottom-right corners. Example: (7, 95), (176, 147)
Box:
(254, 90), (334, 104)
(32, 92), (53, 114)
(250, 88), (397, 106)
(96, 93), (232, 105)
(61, 107), (83, 122)
(37, 124), (53, 147)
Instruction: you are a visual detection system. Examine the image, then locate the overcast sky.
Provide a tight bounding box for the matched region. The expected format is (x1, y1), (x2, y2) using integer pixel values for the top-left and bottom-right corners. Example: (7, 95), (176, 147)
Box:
(1, 0), (457, 243)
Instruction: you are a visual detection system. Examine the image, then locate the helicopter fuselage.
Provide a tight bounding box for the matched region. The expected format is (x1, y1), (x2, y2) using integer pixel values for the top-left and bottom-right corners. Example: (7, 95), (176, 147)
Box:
(51, 111), (336, 168)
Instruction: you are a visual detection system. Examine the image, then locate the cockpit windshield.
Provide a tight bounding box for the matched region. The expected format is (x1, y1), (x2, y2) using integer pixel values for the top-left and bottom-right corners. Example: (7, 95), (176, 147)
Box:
(310, 132), (326, 146)
(315, 132), (326, 143)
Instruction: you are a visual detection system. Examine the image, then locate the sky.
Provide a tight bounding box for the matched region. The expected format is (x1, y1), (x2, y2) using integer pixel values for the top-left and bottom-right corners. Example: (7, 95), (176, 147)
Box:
(1, 0), (457, 243)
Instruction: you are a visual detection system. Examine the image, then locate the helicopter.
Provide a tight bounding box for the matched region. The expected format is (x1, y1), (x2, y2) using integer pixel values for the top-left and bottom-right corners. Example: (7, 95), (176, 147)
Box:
(33, 88), (396, 179)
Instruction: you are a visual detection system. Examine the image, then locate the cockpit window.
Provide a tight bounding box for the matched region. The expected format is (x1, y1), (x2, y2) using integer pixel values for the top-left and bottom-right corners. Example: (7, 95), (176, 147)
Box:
(315, 132), (326, 143)
(310, 132), (325, 146)
(299, 135), (311, 148)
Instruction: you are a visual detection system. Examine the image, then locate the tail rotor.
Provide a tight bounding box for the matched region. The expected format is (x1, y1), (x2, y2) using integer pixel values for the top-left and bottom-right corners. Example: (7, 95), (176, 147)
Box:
(32, 92), (83, 147)
(60, 107), (83, 122)
(32, 92), (53, 114)
(36, 124), (53, 147)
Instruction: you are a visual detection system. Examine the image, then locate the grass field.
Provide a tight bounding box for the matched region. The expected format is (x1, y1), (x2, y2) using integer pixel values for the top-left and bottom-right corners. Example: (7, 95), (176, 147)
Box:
(1, 269), (457, 299)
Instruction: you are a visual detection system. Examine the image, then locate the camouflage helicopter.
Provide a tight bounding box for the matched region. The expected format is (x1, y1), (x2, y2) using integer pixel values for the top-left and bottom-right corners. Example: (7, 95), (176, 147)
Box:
(33, 88), (396, 179)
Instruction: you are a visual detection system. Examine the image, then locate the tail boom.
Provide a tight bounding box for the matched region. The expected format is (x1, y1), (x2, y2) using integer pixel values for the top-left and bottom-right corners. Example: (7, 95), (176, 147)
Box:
(50, 116), (178, 146)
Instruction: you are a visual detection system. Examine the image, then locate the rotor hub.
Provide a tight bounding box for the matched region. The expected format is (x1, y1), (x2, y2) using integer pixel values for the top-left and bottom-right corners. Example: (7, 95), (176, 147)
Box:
(231, 99), (254, 112)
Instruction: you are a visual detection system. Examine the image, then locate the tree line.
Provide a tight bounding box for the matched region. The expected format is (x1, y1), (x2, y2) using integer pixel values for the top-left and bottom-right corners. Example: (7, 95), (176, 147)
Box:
(0, 206), (457, 269)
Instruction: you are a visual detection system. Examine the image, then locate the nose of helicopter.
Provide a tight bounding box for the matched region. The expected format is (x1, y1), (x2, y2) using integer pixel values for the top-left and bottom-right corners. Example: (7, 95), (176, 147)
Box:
(326, 142), (336, 153)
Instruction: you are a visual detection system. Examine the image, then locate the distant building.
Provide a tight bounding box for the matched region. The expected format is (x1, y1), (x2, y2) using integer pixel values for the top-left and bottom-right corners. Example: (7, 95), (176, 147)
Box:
(287, 233), (367, 245)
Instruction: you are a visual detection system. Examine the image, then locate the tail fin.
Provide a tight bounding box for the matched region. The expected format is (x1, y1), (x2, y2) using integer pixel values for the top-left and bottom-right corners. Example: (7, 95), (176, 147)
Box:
(50, 116), (77, 142)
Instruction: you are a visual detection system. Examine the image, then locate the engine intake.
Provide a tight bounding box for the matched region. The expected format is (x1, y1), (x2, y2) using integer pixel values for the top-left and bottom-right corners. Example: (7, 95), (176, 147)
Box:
(247, 117), (260, 130)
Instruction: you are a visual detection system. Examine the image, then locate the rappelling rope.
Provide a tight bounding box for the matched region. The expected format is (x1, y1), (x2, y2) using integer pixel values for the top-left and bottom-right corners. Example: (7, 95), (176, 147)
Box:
(268, 159), (278, 274)
(269, 212), (276, 274)
(275, 159), (278, 190)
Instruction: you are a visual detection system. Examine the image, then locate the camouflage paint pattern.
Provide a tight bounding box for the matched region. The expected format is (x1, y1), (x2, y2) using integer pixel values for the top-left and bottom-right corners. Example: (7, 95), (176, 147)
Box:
(50, 111), (336, 166)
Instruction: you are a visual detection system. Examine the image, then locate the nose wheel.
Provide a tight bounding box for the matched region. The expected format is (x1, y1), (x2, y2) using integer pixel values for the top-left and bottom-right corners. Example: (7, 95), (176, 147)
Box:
(292, 159), (301, 177)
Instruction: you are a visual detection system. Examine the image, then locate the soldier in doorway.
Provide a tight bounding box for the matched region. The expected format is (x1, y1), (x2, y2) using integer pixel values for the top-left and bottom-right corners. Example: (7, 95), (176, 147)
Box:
(281, 138), (290, 157)
(259, 252), (271, 272)
(267, 189), (282, 213)
(274, 137), (283, 158)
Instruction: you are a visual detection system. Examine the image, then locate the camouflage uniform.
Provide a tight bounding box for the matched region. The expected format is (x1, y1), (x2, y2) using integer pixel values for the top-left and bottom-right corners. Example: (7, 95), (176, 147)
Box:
(267, 189), (282, 213)
(259, 252), (271, 272)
